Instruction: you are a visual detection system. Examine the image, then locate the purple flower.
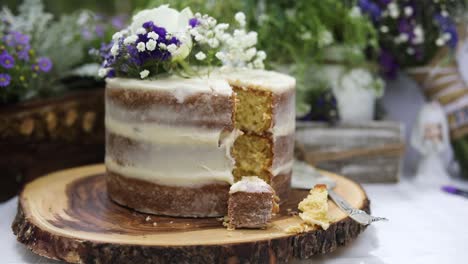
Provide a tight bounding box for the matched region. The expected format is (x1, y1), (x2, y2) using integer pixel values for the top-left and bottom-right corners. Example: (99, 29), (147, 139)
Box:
(434, 13), (458, 49)
(189, 18), (200, 28)
(358, 0), (382, 21)
(0, 73), (11, 87)
(17, 50), (29, 61)
(37, 57), (53, 72)
(379, 50), (399, 79)
(95, 24), (105, 38)
(0, 52), (15, 69)
(12, 31), (29, 45)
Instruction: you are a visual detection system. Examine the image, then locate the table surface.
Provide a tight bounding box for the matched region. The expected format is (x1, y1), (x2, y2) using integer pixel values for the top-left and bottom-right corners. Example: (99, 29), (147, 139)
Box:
(2, 75), (468, 264)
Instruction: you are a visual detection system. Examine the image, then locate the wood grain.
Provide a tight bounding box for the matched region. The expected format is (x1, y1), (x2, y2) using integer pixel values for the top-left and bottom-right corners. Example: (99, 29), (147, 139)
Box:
(12, 164), (369, 264)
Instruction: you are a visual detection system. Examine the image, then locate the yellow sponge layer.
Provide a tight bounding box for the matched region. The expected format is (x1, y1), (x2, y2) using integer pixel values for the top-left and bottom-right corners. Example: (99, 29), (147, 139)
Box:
(231, 134), (272, 183)
(233, 86), (273, 134)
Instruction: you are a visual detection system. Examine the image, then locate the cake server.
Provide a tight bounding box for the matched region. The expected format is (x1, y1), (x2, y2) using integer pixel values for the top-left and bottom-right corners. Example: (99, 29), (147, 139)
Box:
(291, 160), (388, 225)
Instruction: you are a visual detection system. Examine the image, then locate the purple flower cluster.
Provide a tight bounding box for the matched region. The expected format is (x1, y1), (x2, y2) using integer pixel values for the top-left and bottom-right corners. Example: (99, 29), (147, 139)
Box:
(0, 28), (53, 89)
(100, 21), (181, 78)
(357, 0), (461, 78)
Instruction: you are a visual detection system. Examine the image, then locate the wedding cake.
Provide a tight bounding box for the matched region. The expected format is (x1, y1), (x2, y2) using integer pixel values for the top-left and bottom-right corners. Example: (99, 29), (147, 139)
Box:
(100, 5), (295, 217)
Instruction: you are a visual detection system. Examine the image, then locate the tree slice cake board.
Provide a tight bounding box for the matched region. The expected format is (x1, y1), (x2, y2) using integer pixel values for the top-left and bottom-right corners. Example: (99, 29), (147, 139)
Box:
(12, 164), (370, 264)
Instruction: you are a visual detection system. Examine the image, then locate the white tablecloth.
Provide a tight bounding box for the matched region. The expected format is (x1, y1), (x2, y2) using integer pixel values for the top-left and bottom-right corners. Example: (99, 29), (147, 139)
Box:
(2, 75), (468, 264)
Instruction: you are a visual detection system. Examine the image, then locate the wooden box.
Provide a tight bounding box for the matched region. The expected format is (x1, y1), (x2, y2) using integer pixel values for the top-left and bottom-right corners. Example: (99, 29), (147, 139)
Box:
(0, 89), (105, 201)
(296, 121), (405, 183)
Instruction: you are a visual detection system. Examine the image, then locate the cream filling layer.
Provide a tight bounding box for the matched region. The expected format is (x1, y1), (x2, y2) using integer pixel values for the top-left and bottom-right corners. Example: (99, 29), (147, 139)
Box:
(106, 118), (241, 186)
(106, 158), (234, 187)
(106, 117), (223, 145)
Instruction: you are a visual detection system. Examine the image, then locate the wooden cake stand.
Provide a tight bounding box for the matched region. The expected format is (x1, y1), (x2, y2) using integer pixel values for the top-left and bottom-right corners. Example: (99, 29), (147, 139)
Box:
(12, 164), (369, 264)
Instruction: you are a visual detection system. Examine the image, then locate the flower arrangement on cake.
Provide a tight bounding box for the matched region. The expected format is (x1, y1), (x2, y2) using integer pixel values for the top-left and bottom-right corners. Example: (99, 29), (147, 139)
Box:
(97, 5), (265, 79)
(101, 4), (295, 220)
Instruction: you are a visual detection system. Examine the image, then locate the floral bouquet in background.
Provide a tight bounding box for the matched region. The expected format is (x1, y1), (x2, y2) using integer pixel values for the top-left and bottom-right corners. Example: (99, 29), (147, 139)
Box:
(0, 0), (125, 104)
(0, 23), (53, 103)
(357, 0), (465, 78)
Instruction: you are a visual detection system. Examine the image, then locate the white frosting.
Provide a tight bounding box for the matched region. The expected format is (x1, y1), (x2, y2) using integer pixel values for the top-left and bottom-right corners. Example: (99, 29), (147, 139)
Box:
(105, 68), (296, 187)
(107, 158), (234, 186)
(217, 68), (296, 93)
(229, 176), (272, 194)
(106, 117), (222, 145)
(272, 159), (294, 176)
(107, 75), (232, 103)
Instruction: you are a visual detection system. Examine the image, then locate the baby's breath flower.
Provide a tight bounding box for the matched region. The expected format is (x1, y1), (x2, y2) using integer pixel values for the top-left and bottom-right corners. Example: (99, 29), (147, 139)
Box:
(124, 35), (138, 45)
(148, 31), (159, 40)
(140, 69), (150, 79)
(146, 39), (157, 51)
(167, 44), (178, 54)
(112, 32), (123, 41)
(136, 28), (146, 35)
(256, 51), (266, 60)
(136, 42), (146, 52)
(349, 6), (362, 18)
(110, 44), (119, 56)
(158, 43), (167, 50)
(380, 26), (389, 33)
(235, 12), (246, 27)
(98, 68), (110, 78)
(195, 51), (206, 60)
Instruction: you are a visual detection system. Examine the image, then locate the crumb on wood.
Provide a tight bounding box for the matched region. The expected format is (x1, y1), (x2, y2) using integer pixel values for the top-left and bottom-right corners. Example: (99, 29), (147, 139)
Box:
(169, 221), (174, 224)
(152, 222), (158, 226)
(145, 216), (151, 222)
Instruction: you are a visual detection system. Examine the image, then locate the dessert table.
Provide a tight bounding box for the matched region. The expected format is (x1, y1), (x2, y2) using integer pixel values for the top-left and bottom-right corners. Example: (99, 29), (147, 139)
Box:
(2, 75), (468, 263)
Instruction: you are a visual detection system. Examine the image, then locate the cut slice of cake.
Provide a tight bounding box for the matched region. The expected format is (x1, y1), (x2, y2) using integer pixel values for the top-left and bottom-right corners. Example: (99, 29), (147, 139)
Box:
(227, 176), (278, 229)
(286, 184), (330, 233)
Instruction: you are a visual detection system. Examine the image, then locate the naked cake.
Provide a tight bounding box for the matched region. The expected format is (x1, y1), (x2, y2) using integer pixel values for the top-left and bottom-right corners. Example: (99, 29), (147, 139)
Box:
(100, 5), (295, 217)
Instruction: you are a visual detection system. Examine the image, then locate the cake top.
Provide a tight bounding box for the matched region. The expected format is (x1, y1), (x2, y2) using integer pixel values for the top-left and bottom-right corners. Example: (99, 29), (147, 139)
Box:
(229, 176), (274, 194)
(106, 68), (295, 96)
(98, 5), (267, 80)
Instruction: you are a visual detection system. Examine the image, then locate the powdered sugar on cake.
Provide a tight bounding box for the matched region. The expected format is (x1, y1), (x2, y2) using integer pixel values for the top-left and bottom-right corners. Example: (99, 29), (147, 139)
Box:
(229, 176), (273, 194)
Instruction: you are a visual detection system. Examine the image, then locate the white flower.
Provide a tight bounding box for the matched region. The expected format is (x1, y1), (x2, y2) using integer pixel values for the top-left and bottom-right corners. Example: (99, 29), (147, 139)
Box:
(215, 51), (225, 60)
(158, 43), (167, 49)
(123, 35), (138, 45)
(349, 6), (362, 18)
(98, 68), (110, 78)
(195, 51), (206, 60)
(136, 27), (147, 35)
(235, 12), (246, 27)
(245, 47), (257, 60)
(388, 3), (399, 18)
(318, 30), (334, 47)
(140, 69), (150, 79)
(112, 32), (123, 41)
(301, 32), (312, 40)
(136, 42), (146, 52)
(406, 47), (415, 55)
(443, 32), (452, 41)
(253, 59), (264, 69)
(146, 39), (157, 51)
(404, 6), (413, 16)
(441, 10), (449, 17)
(208, 38), (219, 48)
(110, 44), (119, 56)
(167, 44), (178, 54)
(256, 51), (266, 60)
(436, 38), (445, 46)
(148, 31), (159, 40)
(380, 26), (389, 33)
(130, 5), (193, 61)
(413, 26), (424, 44)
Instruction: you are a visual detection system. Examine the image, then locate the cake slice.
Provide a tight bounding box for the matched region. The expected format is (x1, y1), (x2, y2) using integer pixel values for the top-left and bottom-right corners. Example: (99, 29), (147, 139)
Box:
(286, 184), (330, 233)
(227, 176), (278, 229)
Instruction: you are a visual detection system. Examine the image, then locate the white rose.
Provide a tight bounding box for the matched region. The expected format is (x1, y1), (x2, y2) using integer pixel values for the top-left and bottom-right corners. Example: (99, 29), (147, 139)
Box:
(130, 5), (193, 61)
